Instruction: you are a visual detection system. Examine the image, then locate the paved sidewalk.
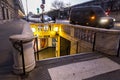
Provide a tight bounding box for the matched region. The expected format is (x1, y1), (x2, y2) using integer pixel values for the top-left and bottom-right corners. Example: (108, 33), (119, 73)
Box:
(1, 51), (120, 80)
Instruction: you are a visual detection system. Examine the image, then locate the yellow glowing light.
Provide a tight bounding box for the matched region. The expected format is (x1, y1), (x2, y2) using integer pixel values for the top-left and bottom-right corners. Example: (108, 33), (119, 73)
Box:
(44, 25), (49, 31)
(54, 27), (58, 32)
(91, 16), (95, 20)
(59, 27), (61, 32)
(31, 28), (36, 32)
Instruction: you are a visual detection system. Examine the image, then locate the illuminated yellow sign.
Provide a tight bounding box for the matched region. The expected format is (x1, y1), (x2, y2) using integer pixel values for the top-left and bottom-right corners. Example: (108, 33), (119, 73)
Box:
(30, 23), (61, 38)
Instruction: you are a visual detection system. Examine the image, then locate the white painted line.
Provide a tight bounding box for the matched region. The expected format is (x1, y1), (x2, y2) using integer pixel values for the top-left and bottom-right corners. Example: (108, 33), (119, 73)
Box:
(48, 57), (120, 80)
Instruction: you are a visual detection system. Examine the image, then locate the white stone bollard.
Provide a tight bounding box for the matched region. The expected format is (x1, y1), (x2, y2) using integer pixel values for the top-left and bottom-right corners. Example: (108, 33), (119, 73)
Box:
(9, 22), (36, 74)
(9, 35), (36, 74)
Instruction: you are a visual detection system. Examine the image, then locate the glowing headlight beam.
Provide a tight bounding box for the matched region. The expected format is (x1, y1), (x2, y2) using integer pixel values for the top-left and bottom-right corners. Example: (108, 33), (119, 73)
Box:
(100, 19), (108, 24)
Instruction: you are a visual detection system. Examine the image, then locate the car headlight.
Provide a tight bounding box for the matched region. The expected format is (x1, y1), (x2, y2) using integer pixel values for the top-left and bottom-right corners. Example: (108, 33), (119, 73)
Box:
(100, 18), (109, 24)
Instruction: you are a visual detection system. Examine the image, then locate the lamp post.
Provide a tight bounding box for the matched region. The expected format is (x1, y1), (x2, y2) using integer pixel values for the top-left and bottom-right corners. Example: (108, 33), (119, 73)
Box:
(40, 4), (44, 23)
(26, 0), (28, 21)
(41, 0), (45, 23)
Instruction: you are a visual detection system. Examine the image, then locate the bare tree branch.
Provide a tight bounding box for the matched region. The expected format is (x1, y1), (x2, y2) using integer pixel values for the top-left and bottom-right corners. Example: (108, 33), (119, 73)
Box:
(51, 0), (65, 10)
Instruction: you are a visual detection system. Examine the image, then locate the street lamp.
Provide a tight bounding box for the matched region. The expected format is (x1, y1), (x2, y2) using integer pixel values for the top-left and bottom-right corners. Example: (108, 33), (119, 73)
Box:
(26, 0), (28, 21)
(40, 4), (44, 23)
(41, 0), (45, 23)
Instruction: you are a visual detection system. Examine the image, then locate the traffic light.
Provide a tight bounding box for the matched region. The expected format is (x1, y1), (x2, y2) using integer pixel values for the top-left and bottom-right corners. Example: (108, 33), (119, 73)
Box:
(37, 8), (40, 13)
(42, 0), (45, 4)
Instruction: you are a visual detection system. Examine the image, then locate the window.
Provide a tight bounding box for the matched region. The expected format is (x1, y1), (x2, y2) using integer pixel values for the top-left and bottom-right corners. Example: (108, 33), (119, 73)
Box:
(1, 6), (5, 20)
(6, 8), (9, 19)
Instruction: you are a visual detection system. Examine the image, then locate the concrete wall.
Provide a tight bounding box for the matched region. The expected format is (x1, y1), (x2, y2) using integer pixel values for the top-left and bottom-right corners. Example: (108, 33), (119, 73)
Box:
(95, 32), (120, 55)
(77, 40), (93, 53)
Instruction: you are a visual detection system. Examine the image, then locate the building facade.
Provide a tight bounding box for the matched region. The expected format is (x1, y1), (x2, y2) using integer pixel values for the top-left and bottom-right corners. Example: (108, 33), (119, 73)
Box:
(0, 0), (24, 24)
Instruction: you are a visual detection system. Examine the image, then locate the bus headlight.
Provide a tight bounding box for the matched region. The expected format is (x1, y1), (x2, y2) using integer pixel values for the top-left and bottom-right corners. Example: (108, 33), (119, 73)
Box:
(100, 18), (108, 24)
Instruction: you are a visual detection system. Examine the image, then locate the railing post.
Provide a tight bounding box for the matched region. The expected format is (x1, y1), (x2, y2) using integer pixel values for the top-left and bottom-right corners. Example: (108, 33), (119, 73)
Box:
(35, 37), (39, 60)
(71, 27), (74, 37)
(76, 41), (79, 53)
(20, 40), (26, 75)
(34, 36), (39, 60)
(117, 38), (120, 57)
(92, 32), (96, 51)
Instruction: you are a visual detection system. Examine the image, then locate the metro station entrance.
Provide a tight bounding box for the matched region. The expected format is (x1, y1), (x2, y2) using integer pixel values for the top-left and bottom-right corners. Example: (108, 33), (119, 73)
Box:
(30, 23), (72, 60)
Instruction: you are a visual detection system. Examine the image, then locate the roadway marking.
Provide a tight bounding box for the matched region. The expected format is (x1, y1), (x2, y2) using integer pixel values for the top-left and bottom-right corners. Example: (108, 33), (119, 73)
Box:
(48, 57), (120, 80)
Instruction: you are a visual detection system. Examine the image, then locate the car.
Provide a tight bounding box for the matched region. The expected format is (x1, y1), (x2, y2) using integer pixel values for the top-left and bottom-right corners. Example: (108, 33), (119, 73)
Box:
(28, 15), (41, 23)
(69, 6), (115, 29)
(40, 15), (55, 23)
(28, 15), (55, 23)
